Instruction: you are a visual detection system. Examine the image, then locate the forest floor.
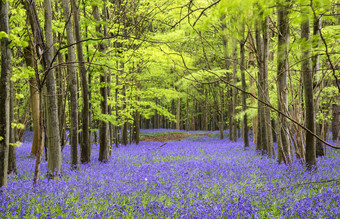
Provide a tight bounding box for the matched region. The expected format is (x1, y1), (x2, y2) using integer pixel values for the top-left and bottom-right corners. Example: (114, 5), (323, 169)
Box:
(1, 129), (340, 218)
(141, 132), (212, 142)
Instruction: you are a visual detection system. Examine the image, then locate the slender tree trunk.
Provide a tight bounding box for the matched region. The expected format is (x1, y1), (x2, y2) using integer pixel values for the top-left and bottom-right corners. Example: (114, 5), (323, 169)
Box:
(240, 29), (249, 148)
(277, 1), (292, 164)
(231, 40), (238, 142)
(255, 21), (268, 154)
(0, 0), (12, 187)
(44, 0), (62, 178)
(176, 96), (180, 130)
(93, 4), (109, 161)
(24, 45), (41, 156)
(219, 88), (224, 139)
(115, 74), (119, 147)
(71, 0), (91, 163)
(121, 84), (128, 145)
(263, 16), (274, 156)
(312, 16), (324, 157)
(56, 49), (65, 148)
(301, 10), (316, 169)
(61, 0), (78, 169)
(8, 81), (17, 175)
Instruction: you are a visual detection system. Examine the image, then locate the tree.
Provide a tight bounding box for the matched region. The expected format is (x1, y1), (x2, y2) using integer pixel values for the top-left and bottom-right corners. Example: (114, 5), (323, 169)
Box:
(277, 0), (292, 164)
(93, 2), (109, 162)
(0, 0), (12, 187)
(61, 0), (79, 169)
(24, 0), (62, 179)
(240, 25), (249, 148)
(71, 0), (91, 163)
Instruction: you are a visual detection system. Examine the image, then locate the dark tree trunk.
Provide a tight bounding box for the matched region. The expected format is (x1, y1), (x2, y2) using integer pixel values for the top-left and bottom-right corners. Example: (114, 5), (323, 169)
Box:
(332, 104), (340, 141)
(121, 84), (128, 146)
(231, 40), (238, 142)
(255, 24), (266, 153)
(8, 81), (17, 175)
(240, 27), (249, 148)
(0, 0), (12, 187)
(301, 12), (316, 169)
(312, 16), (324, 157)
(93, 4), (109, 161)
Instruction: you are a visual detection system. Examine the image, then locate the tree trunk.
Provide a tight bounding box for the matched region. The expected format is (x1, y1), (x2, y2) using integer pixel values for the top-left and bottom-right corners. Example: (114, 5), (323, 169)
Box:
(240, 28), (249, 148)
(71, 0), (91, 163)
(8, 81), (17, 175)
(263, 16), (274, 156)
(24, 45), (41, 157)
(219, 88), (224, 139)
(255, 22), (267, 154)
(0, 0), (11, 187)
(231, 40), (238, 142)
(277, 1), (292, 164)
(44, 0), (62, 178)
(62, 0), (78, 169)
(176, 96), (180, 130)
(121, 84), (128, 145)
(312, 16), (324, 157)
(93, 4), (109, 161)
(301, 11), (316, 169)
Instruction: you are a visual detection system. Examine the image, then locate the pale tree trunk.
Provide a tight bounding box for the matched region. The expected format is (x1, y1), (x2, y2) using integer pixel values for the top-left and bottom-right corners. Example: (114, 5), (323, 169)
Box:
(301, 10), (316, 169)
(93, 3), (109, 161)
(71, 0), (90, 163)
(240, 26), (249, 148)
(61, 0), (78, 169)
(0, 0), (11, 187)
(231, 40), (238, 142)
(44, 0), (62, 178)
(277, 1), (292, 164)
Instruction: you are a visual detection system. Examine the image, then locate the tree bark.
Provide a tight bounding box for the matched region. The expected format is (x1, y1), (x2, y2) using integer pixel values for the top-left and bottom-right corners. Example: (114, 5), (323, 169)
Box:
(176, 96), (180, 130)
(25, 44), (41, 157)
(312, 16), (324, 157)
(93, 4), (109, 161)
(255, 23), (266, 153)
(240, 28), (249, 148)
(0, 0), (11, 187)
(301, 11), (316, 169)
(121, 84), (128, 145)
(61, 0), (78, 169)
(71, 0), (91, 163)
(8, 81), (17, 175)
(263, 16), (274, 156)
(277, 1), (292, 164)
(231, 40), (238, 142)
(44, 0), (62, 178)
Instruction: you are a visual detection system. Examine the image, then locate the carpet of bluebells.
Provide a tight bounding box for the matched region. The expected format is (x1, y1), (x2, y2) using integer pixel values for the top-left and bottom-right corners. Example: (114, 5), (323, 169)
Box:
(1, 129), (340, 218)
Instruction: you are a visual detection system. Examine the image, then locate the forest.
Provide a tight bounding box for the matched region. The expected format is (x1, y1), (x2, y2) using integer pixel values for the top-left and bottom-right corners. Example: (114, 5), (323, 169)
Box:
(0, 0), (340, 217)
